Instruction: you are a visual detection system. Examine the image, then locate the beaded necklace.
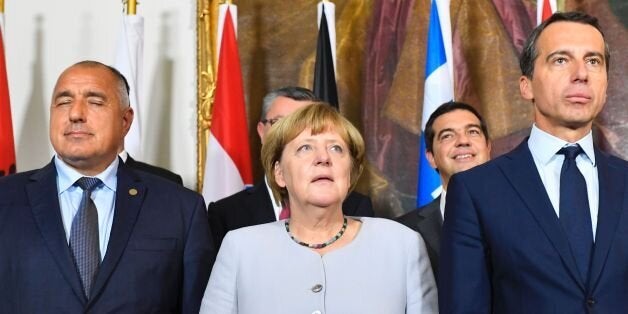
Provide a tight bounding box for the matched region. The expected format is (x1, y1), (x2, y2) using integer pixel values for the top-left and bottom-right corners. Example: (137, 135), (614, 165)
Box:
(285, 217), (348, 249)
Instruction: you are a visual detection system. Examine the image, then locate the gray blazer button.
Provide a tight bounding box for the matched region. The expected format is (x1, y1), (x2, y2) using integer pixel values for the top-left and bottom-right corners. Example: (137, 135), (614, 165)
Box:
(311, 284), (323, 293)
(312, 311), (322, 314)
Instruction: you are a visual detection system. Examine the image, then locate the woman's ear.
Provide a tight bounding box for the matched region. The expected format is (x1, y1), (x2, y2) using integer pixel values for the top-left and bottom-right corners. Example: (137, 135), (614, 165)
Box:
(274, 161), (286, 188)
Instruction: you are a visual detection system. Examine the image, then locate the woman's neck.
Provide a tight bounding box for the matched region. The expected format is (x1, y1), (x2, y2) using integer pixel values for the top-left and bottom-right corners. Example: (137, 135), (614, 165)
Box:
(288, 205), (345, 243)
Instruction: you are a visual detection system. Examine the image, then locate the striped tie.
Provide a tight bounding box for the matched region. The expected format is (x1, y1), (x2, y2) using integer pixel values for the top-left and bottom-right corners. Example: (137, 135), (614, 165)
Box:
(70, 177), (102, 298)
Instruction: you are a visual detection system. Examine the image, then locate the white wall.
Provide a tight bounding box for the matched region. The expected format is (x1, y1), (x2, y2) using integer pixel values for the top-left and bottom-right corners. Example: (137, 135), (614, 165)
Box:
(6, 0), (199, 188)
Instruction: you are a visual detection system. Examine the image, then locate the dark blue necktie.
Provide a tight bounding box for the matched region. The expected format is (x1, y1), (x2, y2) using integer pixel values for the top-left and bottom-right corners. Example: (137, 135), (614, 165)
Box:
(70, 177), (102, 298)
(558, 145), (593, 283)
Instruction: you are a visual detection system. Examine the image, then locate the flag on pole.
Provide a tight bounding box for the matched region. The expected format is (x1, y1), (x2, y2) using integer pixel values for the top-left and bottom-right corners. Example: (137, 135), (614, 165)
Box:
(416, 0), (453, 207)
(114, 12), (144, 159)
(202, 4), (254, 204)
(0, 13), (16, 176)
(537, 0), (557, 25)
(313, 1), (339, 109)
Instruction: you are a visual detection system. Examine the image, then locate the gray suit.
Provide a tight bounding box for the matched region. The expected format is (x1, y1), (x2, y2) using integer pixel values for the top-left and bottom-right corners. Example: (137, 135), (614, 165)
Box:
(200, 217), (438, 314)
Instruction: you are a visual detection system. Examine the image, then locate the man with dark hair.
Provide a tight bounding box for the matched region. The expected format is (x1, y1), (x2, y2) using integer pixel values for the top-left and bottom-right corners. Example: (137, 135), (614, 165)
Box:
(440, 12), (628, 313)
(208, 86), (374, 250)
(0, 61), (214, 313)
(396, 101), (491, 280)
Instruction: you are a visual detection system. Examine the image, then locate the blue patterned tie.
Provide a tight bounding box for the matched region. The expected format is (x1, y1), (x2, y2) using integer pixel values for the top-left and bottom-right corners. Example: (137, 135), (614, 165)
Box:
(558, 145), (593, 283)
(70, 177), (102, 298)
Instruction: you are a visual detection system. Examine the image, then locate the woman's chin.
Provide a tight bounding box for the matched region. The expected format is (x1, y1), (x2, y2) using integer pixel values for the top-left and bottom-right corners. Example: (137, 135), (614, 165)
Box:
(306, 196), (344, 209)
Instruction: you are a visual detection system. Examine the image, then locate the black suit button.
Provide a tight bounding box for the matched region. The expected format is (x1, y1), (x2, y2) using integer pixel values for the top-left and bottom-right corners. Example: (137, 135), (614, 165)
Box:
(587, 298), (596, 306)
(311, 284), (323, 293)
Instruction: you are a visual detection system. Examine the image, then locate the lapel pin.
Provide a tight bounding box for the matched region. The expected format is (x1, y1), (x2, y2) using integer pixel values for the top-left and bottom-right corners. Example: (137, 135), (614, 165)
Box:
(129, 188), (138, 196)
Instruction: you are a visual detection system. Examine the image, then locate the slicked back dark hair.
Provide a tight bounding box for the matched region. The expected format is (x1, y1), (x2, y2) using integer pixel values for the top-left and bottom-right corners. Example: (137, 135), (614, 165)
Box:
(424, 101), (489, 153)
(520, 11), (610, 79)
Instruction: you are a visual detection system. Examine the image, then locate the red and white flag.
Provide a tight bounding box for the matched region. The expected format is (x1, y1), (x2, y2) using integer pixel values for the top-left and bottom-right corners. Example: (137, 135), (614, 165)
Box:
(202, 4), (253, 203)
(537, 0), (556, 25)
(0, 13), (16, 176)
(114, 12), (144, 159)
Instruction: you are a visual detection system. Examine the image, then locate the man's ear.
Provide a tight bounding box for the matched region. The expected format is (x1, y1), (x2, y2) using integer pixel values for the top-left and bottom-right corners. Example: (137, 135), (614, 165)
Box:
(257, 122), (266, 144)
(426, 151), (438, 170)
(519, 75), (534, 101)
(122, 106), (134, 136)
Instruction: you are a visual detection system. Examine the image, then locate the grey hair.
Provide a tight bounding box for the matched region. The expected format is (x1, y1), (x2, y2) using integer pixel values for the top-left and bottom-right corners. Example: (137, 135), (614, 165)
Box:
(260, 86), (318, 120)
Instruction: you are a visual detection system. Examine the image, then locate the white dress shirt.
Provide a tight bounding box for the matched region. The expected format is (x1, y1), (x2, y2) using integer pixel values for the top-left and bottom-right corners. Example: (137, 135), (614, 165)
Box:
(55, 156), (118, 257)
(527, 125), (599, 239)
(264, 176), (283, 220)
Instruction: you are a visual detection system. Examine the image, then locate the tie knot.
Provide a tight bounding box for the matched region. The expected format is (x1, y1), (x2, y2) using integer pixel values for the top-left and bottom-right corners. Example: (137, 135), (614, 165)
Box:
(557, 145), (583, 160)
(75, 177), (102, 192)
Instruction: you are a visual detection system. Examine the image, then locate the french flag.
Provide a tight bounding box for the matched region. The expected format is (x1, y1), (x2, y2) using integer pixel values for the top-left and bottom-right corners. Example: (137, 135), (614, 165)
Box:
(202, 4), (253, 204)
(416, 0), (453, 207)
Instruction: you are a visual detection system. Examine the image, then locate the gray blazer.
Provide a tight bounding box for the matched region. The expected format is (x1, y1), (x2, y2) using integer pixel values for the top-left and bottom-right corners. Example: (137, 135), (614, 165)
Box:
(200, 217), (438, 314)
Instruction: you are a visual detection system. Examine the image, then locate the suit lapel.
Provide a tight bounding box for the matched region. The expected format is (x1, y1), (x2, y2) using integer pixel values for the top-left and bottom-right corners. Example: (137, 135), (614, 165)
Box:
(588, 150), (625, 291)
(499, 141), (585, 290)
(248, 183), (277, 223)
(27, 161), (87, 304)
(417, 199), (442, 259)
(88, 163), (145, 305)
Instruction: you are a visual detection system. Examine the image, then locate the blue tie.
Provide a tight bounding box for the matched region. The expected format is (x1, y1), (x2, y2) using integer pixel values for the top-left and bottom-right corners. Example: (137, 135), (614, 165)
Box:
(558, 145), (593, 283)
(70, 177), (102, 298)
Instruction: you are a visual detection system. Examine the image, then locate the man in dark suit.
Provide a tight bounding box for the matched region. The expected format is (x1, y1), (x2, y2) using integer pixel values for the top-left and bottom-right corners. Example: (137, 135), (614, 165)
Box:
(208, 86), (374, 250)
(396, 101), (491, 279)
(123, 152), (183, 185)
(0, 61), (214, 313)
(440, 12), (628, 313)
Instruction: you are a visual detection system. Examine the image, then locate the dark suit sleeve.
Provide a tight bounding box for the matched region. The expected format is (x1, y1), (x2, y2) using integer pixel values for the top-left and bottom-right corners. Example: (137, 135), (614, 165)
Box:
(207, 201), (228, 252)
(181, 194), (216, 313)
(343, 192), (375, 217)
(439, 174), (491, 314)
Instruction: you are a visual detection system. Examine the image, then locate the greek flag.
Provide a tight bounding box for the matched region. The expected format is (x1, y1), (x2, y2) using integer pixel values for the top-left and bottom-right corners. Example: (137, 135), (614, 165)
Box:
(416, 0), (453, 207)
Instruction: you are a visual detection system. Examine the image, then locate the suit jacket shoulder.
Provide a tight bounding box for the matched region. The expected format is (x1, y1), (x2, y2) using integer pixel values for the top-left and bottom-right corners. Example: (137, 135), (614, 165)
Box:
(207, 183), (275, 251)
(343, 191), (375, 217)
(126, 156), (183, 185)
(396, 198), (441, 279)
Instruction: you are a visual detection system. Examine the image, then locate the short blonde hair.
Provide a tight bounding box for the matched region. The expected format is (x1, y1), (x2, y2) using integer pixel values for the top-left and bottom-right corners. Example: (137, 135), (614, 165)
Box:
(261, 103), (365, 204)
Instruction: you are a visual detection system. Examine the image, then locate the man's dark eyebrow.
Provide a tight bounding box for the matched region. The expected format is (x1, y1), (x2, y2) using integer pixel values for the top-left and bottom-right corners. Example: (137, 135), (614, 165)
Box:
(545, 50), (573, 62)
(85, 90), (107, 100)
(584, 51), (605, 61)
(54, 90), (73, 100)
(437, 128), (455, 138)
(545, 50), (605, 63)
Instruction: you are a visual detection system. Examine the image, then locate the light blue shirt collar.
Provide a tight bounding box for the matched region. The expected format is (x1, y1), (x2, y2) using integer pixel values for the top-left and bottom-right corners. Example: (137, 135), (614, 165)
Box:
(54, 155), (119, 193)
(528, 124), (596, 167)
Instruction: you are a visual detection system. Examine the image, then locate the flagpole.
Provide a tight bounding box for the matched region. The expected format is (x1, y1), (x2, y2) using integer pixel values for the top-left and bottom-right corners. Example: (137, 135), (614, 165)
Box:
(127, 0), (137, 15)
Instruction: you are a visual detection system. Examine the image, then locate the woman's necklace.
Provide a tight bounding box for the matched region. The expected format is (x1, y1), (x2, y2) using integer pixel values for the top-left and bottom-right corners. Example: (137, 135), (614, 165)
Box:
(285, 217), (348, 249)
